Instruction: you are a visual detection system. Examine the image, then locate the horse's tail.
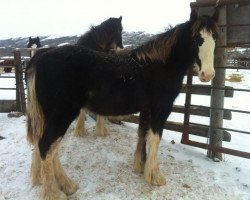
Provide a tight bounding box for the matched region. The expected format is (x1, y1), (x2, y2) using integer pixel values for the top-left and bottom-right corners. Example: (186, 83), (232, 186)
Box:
(26, 67), (45, 144)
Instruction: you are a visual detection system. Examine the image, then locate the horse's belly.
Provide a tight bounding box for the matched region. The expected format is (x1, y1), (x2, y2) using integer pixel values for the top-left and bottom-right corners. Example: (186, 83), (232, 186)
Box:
(85, 90), (146, 116)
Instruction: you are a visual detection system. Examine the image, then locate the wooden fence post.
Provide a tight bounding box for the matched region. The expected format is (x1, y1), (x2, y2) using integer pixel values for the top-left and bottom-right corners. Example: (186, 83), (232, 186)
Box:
(207, 5), (227, 161)
(14, 50), (26, 113)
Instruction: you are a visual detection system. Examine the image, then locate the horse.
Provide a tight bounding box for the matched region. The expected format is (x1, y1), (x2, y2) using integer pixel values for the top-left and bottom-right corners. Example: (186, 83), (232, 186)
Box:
(26, 9), (218, 199)
(75, 16), (123, 137)
(27, 17), (124, 138)
(27, 36), (42, 57)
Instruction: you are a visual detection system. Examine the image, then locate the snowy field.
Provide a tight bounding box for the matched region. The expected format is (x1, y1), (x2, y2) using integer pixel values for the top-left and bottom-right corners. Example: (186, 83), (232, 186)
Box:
(0, 69), (250, 200)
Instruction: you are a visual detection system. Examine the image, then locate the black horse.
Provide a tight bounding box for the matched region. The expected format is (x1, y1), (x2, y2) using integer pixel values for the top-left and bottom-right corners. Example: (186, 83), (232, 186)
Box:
(27, 36), (42, 57)
(26, 9), (218, 199)
(75, 16), (123, 137)
(27, 17), (123, 138)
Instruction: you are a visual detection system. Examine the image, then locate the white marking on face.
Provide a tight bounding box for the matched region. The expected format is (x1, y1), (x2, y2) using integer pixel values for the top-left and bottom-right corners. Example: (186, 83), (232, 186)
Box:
(30, 44), (38, 57)
(195, 29), (216, 82)
(31, 44), (38, 48)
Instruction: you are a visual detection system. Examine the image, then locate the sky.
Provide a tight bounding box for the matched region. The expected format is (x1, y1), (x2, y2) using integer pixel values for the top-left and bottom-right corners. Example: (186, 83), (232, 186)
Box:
(0, 0), (195, 39)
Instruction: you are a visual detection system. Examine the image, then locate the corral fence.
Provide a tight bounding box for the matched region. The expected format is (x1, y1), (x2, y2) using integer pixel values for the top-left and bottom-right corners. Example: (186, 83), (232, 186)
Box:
(0, 49), (35, 113)
(0, 0), (249, 160)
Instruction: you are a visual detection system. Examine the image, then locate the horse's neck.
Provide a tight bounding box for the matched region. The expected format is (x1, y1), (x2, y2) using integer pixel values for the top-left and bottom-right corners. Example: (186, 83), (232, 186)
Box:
(130, 34), (194, 77)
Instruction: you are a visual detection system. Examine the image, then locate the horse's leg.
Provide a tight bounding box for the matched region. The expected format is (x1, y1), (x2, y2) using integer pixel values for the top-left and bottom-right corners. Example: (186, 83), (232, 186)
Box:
(40, 137), (67, 200)
(144, 129), (166, 186)
(133, 111), (150, 173)
(96, 115), (108, 136)
(31, 141), (42, 185)
(143, 106), (171, 186)
(39, 108), (79, 199)
(74, 108), (86, 137)
(54, 143), (79, 195)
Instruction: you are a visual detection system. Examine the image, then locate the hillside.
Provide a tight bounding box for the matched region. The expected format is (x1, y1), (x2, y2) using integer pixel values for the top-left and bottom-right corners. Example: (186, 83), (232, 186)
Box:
(0, 32), (153, 57)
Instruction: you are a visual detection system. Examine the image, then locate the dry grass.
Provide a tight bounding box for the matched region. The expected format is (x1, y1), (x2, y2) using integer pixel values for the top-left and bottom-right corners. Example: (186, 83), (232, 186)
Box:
(226, 73), (244, 83)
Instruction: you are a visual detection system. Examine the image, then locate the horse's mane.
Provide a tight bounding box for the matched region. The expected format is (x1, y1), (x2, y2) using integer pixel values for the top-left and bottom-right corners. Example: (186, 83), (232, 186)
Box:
(130, 24), (185, 64)
(131, 15), (218, 64)
(77, 17), (122, 49)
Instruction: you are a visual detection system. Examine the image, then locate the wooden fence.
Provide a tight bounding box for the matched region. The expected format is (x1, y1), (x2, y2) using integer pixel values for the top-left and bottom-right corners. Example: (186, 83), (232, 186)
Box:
(0, 50), (28, 113)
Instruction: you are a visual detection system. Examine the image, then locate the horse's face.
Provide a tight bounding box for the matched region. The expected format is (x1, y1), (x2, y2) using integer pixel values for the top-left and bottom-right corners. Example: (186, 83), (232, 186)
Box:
(27, 37), (42, 48)
(109, 16), (124, 50)
(190, 10), (218, 82)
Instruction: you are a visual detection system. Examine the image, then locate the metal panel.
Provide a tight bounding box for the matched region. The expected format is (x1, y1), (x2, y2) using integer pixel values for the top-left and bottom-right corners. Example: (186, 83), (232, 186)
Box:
(191, 0), (250, 47)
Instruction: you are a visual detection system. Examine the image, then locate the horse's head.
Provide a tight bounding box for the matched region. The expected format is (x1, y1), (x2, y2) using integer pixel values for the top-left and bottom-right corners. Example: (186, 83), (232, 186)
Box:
(27, 37), (42, 48)
(102, 16), (123, 50)
(190, 9), (218, 82)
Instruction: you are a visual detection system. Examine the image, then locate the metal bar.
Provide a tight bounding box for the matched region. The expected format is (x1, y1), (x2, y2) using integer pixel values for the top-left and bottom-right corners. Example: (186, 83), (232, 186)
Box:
(181, 68), (193, 143)
(0, 65), (14, 67)
(172, 105), (232, 120)
(187, 104), (250, 114)
(217, 44), (250, 48)
(0, 76), (15, 79)
(189, 122), (250, 135)
(191, 0), (250, 8)
(216, 66), (250, 70)
(181, 85), (234, 97)
(182, 140), (250, 159)
(185, 85), (250, 93)
(0, 88), (16, 90)
(219, 23), (250, 27)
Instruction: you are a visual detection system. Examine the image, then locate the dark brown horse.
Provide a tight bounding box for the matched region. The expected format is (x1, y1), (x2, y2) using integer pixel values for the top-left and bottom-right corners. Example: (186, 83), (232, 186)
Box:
(27, 17), (123, 138)
(26, 9), (218, 199)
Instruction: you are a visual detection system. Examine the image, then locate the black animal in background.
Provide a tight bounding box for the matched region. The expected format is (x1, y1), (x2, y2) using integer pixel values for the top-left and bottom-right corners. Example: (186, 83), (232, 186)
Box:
(27, 36), (42, 57)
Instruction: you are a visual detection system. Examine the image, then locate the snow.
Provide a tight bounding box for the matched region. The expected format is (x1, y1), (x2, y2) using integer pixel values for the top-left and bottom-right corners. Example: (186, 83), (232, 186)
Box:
(0, 71), (250, 200)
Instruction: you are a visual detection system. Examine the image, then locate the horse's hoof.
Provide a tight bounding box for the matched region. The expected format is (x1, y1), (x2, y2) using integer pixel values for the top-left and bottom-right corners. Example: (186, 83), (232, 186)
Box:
(73, 130), (86, 137)
(31, 176), (42, 186)
(144, 168), (166, 186)
(133, 156), (144, 174)
(42, 189), (67, 200)
(60, 180), (79, 195)
(96, 127), (108, 137)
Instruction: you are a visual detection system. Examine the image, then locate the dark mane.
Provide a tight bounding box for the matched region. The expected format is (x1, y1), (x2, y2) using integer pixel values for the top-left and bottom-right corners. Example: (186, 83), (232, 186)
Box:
(130, 15), (218, 64)
(77, 17), (123, 51)
(130, 25), (181, 63)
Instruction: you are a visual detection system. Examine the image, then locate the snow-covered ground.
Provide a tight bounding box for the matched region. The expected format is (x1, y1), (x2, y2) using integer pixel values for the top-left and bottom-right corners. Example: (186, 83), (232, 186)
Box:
(0, 69), (250, 200)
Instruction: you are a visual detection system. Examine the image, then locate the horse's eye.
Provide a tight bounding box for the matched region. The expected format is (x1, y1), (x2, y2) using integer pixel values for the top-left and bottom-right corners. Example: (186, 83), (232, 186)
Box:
(212, 33), (217, 40)
(194, 36), (204, 46)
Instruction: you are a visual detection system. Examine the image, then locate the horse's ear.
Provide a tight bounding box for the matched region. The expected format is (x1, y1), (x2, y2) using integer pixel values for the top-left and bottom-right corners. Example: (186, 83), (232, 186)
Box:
(190, 9), (198, 23)
(212, 8), (219, 22)
(29, 37), (32, 42)
(36, 36), (40, 41)
(119, 16), (122, 21)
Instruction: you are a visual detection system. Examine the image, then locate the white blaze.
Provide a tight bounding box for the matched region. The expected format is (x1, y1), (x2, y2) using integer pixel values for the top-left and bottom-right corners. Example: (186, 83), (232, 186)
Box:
(30, 44), (38, 57)
(196, 29), (215, 82)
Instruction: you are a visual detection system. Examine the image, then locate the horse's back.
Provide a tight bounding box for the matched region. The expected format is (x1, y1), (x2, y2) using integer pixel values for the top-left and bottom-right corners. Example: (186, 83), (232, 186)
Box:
(31, 45), (148, 115)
